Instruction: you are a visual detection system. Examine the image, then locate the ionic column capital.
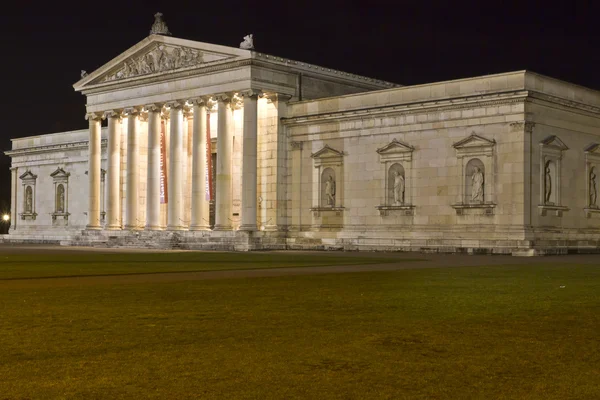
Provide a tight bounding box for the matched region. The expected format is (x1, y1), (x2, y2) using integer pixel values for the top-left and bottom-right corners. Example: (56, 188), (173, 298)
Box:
(103, 110), (123, 120)
(85, 112), (103, 121)
(240, 89), (262, 99)
(165, 101), (184, 110)
(214, 93), (233, 103)
(264, 92), (292, 105)
(144, 103), (163, 113)
(123, 107), (142, 116)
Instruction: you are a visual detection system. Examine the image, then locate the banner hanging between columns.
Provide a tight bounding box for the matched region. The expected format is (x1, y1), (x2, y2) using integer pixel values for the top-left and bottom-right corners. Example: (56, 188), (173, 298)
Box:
(160, 120), (168, 204)
(206, 112), (212, 201)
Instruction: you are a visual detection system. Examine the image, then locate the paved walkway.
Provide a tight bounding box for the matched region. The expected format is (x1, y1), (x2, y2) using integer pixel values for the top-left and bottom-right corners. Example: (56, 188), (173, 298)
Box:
(0, 243), (598, 288)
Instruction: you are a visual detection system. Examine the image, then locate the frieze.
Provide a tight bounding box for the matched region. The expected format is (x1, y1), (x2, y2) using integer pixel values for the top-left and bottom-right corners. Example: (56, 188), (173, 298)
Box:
(103, 44), (205, 82)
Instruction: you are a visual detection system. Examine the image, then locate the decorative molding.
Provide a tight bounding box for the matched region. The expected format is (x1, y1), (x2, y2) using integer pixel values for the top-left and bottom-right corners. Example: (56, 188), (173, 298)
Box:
(453, 133), (496, 150)
(540, 135), (569, 151)
(144, 104), (162, 113)
(50, 167), (70, 179)
(375, 205), (415, 217)
(19, 170), (37, 181)
(311, 144), (344, 159)
(5, 139), (108, 157)
(282, 91), (529, 126)
(452, 203), (496, 216)
(510, 121), (535, 133)
(290, 141), (303, 150)
(538, 204), (569, 217)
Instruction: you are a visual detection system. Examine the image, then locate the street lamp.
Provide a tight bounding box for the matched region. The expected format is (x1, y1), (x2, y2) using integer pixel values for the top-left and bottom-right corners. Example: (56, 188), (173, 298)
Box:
(2, 214), (9, 222)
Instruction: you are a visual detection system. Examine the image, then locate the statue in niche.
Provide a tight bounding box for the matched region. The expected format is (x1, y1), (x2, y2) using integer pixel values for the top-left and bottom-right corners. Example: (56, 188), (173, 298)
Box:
(240, 34), (254, 50)
(590, 168), (598, 207)
(325, 175), (336, 207)
(471, 166), (484, 202)
(57, 185), (65, 213)
(25, 186), (33, 213)
(544, 161), (552, 204)
(392, 170), (405, 205)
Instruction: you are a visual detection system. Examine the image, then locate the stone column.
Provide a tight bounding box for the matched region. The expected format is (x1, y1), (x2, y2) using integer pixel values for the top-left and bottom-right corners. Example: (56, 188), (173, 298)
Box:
(124, 108), (140, 229)
(167, 101), (185, 230)
(239, 90), (261, 231)
(85, 112), (103, 230)
(104, 110), (122, 230)
(9, 167), (17, 232)
(214, 94), (233, 230)
(190, 98), (211, 230)
(145, 104), (162, 230)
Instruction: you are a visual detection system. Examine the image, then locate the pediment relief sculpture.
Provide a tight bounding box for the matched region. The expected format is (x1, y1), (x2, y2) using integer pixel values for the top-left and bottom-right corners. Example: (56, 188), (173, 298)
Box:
(102, 44), (206, 82)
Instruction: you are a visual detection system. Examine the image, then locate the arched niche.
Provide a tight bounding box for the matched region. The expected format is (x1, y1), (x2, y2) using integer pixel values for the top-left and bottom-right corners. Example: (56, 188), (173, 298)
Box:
(543, 159), (557, 205)
(465, 158), (485, 204)
(388, 163), (406, 205)
(321, 167), (336, 207)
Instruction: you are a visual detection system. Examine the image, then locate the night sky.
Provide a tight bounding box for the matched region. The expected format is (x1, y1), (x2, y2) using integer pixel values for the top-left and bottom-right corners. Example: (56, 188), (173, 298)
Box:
(1, 0), (599, 217)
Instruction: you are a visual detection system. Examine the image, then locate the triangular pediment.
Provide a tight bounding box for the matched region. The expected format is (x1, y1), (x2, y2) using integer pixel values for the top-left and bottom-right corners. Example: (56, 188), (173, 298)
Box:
(50, 167), (70, 178)
(19, 170), (37, 180)
(453, 133), (496, 149)
(540, 135), (568, 151)
(74, 35), (250, 90)
(376, 139), (414, 154)
(584, 143), (600, 153)
(311, 145), (344, 159)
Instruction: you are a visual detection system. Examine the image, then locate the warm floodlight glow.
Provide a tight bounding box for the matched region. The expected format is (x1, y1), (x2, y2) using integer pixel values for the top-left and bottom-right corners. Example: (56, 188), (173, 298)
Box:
(2, 214), (9, 222)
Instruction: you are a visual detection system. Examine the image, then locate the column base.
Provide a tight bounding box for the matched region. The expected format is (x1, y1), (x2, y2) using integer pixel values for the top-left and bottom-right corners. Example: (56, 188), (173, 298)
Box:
(167, 225), (187, 231)
(213, 224), (233, 231)
(105, 225), (122, 231)
(145, 225), (165, 231)
(124, 225), (143, 231)
(238, 224), (258, 231)
(86, 224), (102, 230)
(263, 225), (279, 232)
(189, 224), (211, 231)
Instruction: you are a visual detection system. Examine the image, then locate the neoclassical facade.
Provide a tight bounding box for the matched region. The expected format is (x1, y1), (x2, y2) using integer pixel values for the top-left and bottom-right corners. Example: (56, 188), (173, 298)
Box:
(4, 16), (600, 255)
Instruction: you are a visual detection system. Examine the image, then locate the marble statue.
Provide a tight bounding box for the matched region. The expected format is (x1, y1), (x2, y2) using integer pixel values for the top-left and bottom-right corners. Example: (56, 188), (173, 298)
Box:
(80, 70), (87, 78)
(240, 34), (254, 50)
(590, 169), (597, 207)
(544, 162), (552, 203)
(25, 187), (32, 213)
(150, 12), (171, 36)
(471, 167), (484, 202)
(393, 170), (405, 205)
(325, 175), (336, 206)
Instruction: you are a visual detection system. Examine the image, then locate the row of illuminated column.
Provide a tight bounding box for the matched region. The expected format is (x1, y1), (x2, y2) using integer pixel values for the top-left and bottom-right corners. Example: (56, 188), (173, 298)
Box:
(85, 90), (262, 232)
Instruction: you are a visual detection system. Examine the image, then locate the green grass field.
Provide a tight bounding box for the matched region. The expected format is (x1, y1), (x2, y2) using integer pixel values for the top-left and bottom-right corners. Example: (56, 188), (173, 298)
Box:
(0, 252), (403, 279)
(0, 254), (599, 399)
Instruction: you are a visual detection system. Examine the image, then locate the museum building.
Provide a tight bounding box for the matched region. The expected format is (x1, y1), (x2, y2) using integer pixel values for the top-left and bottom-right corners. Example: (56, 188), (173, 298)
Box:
(4, 14), (600, 255)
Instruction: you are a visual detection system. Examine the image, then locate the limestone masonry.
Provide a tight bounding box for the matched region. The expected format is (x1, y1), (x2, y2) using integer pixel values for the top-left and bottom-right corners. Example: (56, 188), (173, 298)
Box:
(4, 15), (600, 255)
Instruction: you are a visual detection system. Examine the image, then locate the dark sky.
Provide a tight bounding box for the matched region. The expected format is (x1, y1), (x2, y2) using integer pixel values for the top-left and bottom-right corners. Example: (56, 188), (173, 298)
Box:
(1, 0), (599, 214)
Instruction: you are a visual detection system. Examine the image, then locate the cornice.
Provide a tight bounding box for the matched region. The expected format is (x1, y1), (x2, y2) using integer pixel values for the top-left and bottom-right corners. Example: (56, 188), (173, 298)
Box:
(282, 90), (529, 126)
(4, 139), (108, 157)
(526, 91), (600, 117)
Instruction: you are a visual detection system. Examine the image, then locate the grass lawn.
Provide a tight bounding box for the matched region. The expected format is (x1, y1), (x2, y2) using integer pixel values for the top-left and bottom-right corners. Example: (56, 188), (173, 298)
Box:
(0, 259), (599, 399)
(0, 252), (403, 279)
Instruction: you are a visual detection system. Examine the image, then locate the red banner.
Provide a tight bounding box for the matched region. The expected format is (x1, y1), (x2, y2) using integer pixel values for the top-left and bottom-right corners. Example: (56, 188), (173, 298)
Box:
(160, 120), (168, 204)
(206, 112), (213, 201)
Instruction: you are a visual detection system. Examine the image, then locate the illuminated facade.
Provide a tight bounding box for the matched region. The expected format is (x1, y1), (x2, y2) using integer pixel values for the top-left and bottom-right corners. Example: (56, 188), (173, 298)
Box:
(4, 16), (600, 254)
